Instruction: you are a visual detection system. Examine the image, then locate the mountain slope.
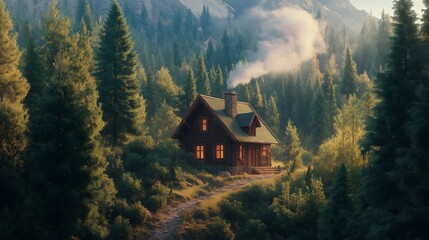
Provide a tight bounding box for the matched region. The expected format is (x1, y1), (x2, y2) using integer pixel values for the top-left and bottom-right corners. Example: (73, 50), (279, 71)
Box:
(5, 0), (368, 33)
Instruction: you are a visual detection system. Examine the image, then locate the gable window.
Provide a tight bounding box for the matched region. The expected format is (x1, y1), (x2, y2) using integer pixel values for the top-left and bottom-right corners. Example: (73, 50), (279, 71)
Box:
(215, 144), (224, 159)
(195, 145), (204, 159)
(200, 117), (208, 132)
(239, 145), (244, 160)
(262, 145), (268, 157)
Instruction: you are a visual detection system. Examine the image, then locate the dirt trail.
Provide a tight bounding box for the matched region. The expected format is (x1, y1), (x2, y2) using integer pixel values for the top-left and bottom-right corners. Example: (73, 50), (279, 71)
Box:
(146, 174), (281, 240)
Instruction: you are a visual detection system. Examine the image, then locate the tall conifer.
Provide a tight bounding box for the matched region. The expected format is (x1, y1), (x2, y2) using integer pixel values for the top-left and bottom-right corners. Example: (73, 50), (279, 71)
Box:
(253, 80), (263, 111)
(185, 68), (197, 107)
(75, 0), (94, 33)
(95, 1), (146, 145)
(31, 12), (116, 238)
(319, 164), (353, 240)
(358, 0), (423, 238)
(341, 46), (359, 97)
(214, 65), (224, 98)
(196, 52), (211, 95)
(309, 86), (329, 148)
(0, 0), (29, 167)
(322, 69), (337, 136)
(266, 96), (280, 135)
(24, 36), (45, 115)
(0, 1), (29, 237)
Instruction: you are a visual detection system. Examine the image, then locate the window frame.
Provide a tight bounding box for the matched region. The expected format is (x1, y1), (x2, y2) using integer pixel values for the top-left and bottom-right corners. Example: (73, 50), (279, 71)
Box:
(262, 145), (268, 157)
(195, 145), (205, 160)
(200, 117), (208, 133)
(214, 144), (225, 160)
(239, 145), (244, 160)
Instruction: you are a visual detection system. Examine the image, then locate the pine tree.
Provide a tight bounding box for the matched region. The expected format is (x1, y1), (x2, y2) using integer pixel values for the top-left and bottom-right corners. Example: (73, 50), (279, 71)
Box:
(322, 69), (337, 136)
(148, 101), (181, 144)
(309, 86), (329, 148)
(75, 0), (94, 33)
(341, 46), (359, 97)
(214, 65), (224, 98)
(196, 52), (211, 95)
(24, 36), (45, 116)
(95, 1), (146, 145)
(42, 1), (71, 80)
(253, 80), (263, 111)
(30, 14), (116, 239)
(391, 1), (429, 238)
(265, 96), (280, 135)
(423, 0), (429, 40)
(145, 70), (156, 118)
(326, 55), (339, 83)
(308, 55), (322, 86)
(139, 2), (150, 33)
(185, 68), (197, 107)
(0, 1), (29, 237)
(222, 29), (232, 68)
(358, 0), (423, 238)
(153, 66), (180, 109)
(209, 65), (217, 94)
(200, 5), (211, 36)
(243, 84), (251, 103)
(319, 164), (353, 240)
(284, 120), (302, 169)
(206, 39), (215, 67)
(0, 0), (29, 168)
(377, 10), (393, 68)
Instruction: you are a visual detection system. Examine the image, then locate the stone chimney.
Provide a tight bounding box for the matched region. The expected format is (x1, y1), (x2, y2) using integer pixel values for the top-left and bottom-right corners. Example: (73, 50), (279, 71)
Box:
(224, 90), (237, 118)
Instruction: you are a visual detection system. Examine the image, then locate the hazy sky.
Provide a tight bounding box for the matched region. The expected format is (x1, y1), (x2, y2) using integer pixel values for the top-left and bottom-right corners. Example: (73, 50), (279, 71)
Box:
(350, 0), (425, 18)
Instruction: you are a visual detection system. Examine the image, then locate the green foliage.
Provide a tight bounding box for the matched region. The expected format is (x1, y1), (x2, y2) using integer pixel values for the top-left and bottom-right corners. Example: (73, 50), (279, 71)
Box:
(341, 46), (359, 97)
(219, 199), (245, 224)
(75, 0), (94, 33)
(148, 101), (181, 144)
(196, 52), (211, 95)
(185, 68), (197, 107)
(266, 178), (326, 239)
(356, 1), (426, 238)
(377, 10), (393, 70)
(309, 85), (330, 147)
(322, 69), (337, 136)
(214, 65), (225, 98)
(319, 164), (353, 240)
(42, 1), (71, 80)
(95, 1), (146, 145)
(29, 6), (117, 238)
(0, 0), (29, 167)
(0, 2), (29, 238)
(265, 96), (280, 135)
(153, 66), (181, 109)
(252, 80), (263, 111)
(284, 120), (303, 170)
(236, 219), (269, 240)
(313, 96), (366, 189)
(24, 36), (45, 115)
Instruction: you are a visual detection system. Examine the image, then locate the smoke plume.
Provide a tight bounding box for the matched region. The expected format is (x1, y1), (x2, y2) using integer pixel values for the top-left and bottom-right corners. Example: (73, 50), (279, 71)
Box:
(227, 7), (326, 89)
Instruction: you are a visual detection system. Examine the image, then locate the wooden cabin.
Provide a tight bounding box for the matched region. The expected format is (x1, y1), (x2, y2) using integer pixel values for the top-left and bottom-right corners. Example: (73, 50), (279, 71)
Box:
(172, 92), (280, 174)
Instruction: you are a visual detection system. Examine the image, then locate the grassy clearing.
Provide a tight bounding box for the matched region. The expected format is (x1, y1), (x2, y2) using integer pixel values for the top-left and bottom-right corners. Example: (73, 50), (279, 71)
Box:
(174, 184), (208, 200)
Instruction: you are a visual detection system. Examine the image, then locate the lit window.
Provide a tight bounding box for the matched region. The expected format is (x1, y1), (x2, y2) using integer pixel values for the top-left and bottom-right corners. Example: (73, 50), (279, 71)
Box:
(195, 145), (204, 159)
(215, 144), (224, 159)
(239, 145), (244, 160)
(201, 118), (208, 132)
(262, 145), (268, 157)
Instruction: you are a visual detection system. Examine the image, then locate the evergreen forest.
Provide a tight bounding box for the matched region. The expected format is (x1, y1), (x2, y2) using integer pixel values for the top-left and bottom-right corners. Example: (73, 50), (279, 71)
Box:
(0, 0), (428, 239)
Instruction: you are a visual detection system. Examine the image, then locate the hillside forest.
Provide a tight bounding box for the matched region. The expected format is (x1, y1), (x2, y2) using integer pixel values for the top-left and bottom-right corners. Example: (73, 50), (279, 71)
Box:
(1, 0), (428, 239)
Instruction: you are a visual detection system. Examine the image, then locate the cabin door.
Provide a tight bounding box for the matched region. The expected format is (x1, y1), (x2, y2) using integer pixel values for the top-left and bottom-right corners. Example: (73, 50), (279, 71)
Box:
(247, 144), (257, 167)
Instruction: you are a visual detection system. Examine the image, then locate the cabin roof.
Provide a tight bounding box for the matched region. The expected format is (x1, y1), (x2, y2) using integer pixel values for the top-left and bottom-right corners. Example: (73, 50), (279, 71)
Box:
(172, 94), (280, 144)
(237, 112), (255, 127)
